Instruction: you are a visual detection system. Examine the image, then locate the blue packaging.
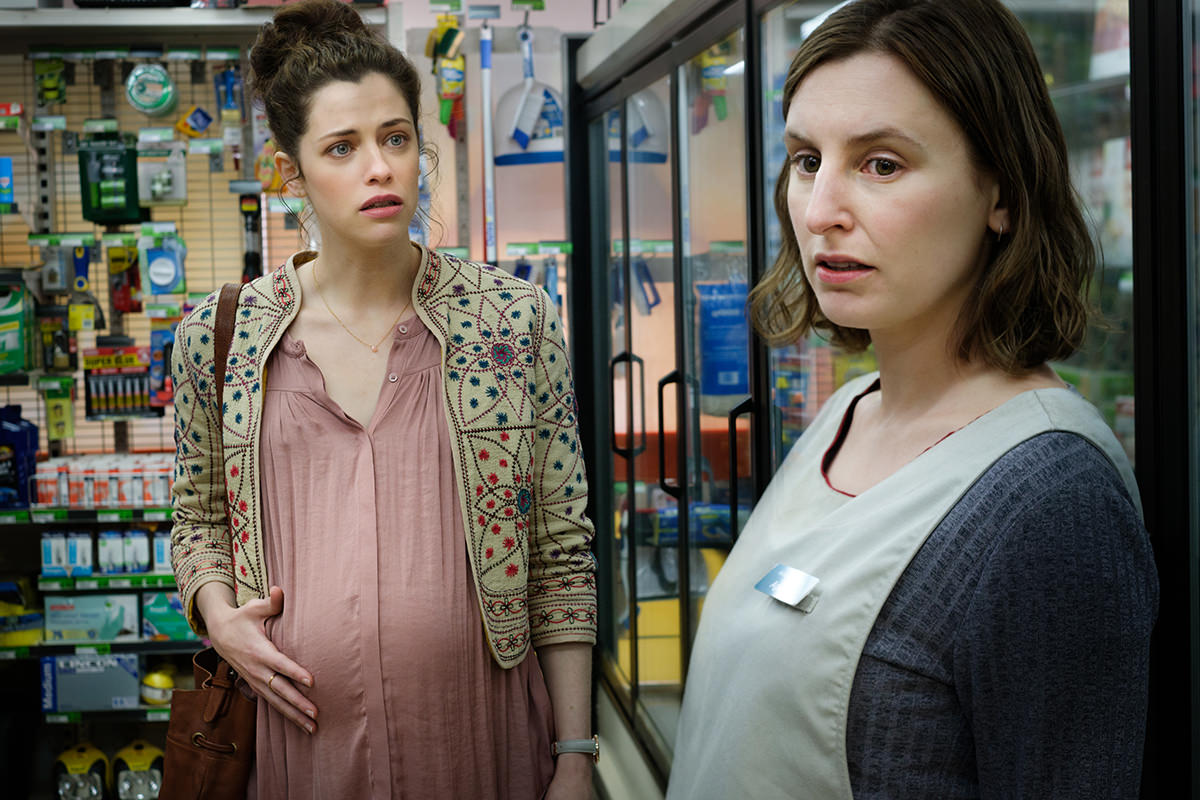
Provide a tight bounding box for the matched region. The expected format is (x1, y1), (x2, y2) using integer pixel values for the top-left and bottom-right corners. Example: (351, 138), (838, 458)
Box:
(0, 405), (37, 508)
(694, 280), (750, 400)
(0, 157), (12, 204)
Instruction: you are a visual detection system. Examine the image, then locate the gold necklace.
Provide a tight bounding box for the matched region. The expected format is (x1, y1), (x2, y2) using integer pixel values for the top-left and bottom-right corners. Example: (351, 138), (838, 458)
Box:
(312, 262), (412, 353)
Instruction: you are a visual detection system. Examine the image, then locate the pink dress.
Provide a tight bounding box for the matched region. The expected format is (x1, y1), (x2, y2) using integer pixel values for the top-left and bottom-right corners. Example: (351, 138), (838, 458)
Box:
(251, 313), (557, 799)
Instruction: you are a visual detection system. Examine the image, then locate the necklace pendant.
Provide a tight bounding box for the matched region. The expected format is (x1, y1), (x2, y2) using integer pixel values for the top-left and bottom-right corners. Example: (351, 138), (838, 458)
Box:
(371, 344), (378, 353)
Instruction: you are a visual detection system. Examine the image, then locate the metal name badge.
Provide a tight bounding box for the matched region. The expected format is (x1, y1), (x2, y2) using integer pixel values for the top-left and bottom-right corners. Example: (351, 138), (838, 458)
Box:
(755, 563), (821, 612)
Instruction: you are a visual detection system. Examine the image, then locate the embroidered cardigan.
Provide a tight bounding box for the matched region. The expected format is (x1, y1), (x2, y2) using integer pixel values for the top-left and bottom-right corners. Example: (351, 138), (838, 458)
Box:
(170, 245), (597, 668)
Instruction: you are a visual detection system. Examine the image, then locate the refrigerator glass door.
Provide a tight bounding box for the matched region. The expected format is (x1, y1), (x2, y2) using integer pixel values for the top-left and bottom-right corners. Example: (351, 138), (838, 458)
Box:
(677, 30), (751, 657)
(1017, 2), (1135, 463)
(599, 110), (634, 698)
(623, 75), (685, 751)
(760, 5), (877, 467)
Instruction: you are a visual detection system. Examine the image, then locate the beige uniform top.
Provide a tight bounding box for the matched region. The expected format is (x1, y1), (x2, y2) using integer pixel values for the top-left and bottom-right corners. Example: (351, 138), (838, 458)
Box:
(668, 374), (1139, 799)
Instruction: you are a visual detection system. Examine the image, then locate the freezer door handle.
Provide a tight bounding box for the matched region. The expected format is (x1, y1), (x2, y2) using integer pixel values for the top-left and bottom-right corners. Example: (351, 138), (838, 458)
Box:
(610, 351), (631, 458)
(657, 369), (681, 498)
(728, 396), (754, 542)
(609, 351), (647, 458)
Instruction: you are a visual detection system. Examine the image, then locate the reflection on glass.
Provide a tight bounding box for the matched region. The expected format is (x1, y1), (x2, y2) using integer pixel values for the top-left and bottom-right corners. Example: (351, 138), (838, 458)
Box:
(621, 75), (682, 752)
(678, 29), (750, 708)
(760, 4), (878, 466)
(601, 111), (632, 694)
(1016, 0), (1135, 465)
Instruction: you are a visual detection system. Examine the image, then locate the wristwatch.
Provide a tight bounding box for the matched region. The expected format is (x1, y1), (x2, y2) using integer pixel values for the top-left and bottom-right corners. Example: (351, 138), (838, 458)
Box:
(552, 735), (600, 764)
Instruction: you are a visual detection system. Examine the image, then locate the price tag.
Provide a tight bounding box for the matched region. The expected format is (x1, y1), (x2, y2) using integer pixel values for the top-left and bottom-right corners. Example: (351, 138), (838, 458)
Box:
(69, 304), (95, 332)
(0, 512), (18, 524)
(110, 578), (132, 589)
(31, 116), (66, 132)
(75, 579), (99, 590)
(206, 47), (241, 62)
(0, 649), (17, 660)
(188, 138), (224, 156)
(82, 118), (118, 134)
(46, 714), (71, 724)
(146, 709), (170, 722)
(506, 242), (538, 256)
(144, 510), (169, 522)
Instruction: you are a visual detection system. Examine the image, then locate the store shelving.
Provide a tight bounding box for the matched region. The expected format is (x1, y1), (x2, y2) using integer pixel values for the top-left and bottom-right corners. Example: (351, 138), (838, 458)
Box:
(1, 638), (201, 660)
(0, 507), (172, 524)
(37, 573), (175, 592)
(45, 706), (174, 725)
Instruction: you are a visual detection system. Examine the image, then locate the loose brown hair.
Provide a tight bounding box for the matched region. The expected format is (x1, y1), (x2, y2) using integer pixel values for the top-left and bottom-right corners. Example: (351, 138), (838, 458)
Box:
(749, 0), (1093, 372)
(248, 0), (423, 174)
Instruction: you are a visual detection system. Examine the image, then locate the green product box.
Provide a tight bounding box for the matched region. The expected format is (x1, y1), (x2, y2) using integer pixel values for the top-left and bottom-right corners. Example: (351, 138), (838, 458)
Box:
(78, 139), (143, 225)
(141, 590), (197, 641)
(0, 285), (32, 374)
(44, 594), (139, 642)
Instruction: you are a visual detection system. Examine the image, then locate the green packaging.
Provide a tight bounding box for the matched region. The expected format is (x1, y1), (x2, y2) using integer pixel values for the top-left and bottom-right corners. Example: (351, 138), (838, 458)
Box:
(0, 285), (33, 374)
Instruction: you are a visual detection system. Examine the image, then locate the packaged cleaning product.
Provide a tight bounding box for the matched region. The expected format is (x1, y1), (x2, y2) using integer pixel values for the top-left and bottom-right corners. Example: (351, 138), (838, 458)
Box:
(124, 529), (150, 573)
(152, 530), (172, 573)
(97, 531), (125, 574)
(42, 654), (140, 711)
(66, 532), (93, 577)
(0, 577), (42, 647)
(44, 593), (139, 642)
(41, 531), (67, 576)
(142, 591), (197, 641)
(0, 405), (37, 508)
(0, 285), (34, 374)
(0, 156), (13, 205)
(694, 280), (750, 416)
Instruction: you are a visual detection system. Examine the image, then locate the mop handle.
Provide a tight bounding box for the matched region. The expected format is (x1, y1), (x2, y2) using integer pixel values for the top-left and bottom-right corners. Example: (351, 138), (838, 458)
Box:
(519, 26), (534, 82)
(480, 22), (497, 264)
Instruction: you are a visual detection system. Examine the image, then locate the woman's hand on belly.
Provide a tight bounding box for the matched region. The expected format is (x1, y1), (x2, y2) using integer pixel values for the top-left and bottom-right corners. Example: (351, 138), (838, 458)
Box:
(198, 583), (319, 734)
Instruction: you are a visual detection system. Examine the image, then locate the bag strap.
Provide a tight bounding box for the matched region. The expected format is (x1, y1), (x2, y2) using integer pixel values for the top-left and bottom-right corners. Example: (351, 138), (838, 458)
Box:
(213, 283), (241, 414)
(212, 283), (240, 641)
(195, 285), (248, 699)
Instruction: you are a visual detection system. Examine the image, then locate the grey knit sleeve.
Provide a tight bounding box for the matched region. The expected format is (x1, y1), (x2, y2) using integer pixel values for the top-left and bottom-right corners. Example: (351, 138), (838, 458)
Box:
(954, 433), (1157, 798)
(847, 432), (1158, 799)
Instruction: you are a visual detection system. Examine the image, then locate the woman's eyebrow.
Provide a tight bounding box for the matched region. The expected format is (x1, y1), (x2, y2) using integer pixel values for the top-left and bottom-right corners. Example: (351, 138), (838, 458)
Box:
(783, 126), (926, 152)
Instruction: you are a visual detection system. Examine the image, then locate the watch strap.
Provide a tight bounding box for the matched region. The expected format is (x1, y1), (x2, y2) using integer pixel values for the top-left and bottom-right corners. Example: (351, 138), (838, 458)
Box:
(552, 735), (599, 763)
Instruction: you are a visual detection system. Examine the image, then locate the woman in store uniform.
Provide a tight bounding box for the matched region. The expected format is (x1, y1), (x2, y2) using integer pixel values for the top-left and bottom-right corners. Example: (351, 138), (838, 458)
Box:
(669, 0), (1157, 797)
(169, 0), (597, 796)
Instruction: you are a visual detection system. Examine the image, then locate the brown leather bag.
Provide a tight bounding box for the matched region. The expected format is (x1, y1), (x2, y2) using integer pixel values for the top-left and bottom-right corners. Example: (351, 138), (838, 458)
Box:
(161, 283), (257, 799)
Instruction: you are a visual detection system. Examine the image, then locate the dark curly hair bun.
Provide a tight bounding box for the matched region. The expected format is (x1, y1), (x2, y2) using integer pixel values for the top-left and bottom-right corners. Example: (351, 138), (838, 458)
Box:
(248, 0), (421, 167)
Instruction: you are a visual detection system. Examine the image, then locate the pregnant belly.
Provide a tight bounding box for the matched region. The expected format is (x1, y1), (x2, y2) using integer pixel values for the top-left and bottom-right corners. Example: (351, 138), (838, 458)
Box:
(265, 581), (485, 684)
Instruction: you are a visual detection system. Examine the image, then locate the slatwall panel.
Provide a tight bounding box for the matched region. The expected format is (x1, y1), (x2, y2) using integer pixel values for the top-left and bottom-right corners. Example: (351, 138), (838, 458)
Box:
(0, 56), (39, 268)
(0, 50), (285, 456)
